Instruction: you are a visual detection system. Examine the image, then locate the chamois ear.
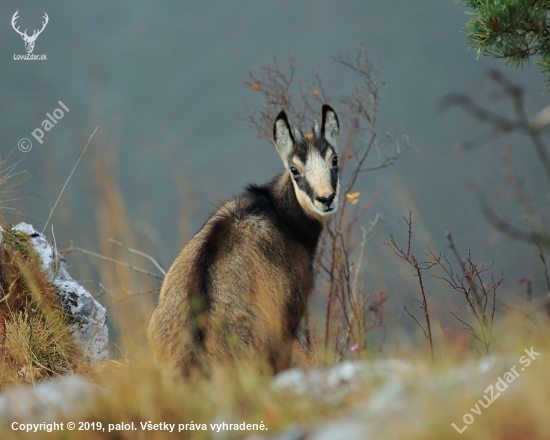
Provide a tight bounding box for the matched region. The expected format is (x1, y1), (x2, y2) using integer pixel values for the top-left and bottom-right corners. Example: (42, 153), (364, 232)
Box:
(273, 110), (295, 159)
(321, 105), (339, 148)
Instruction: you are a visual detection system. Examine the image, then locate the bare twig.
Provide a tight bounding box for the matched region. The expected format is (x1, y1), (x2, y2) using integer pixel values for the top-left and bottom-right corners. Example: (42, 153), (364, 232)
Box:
(443, 69), (550, 254)
(62, 243), (164, 280)
(440, 69), (550, 183)
(538, 244), (550, 320)
(108, 238), (166, 276)
(445, 231), (483, 323)
(489, 69), (550, 186)
(470, 182), (550, 248)
(430, 246), (501, 354)
(404, 304), (430, 341)
(387, 210), (434, 360)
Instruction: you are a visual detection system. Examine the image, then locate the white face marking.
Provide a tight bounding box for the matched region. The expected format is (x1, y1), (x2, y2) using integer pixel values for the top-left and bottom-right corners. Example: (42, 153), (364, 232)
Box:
(306, 150), (332, 195)
(291, 148), (339, 220)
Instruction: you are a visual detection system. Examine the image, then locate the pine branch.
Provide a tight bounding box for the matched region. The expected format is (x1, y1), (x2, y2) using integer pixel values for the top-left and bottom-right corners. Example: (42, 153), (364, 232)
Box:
(461, 0), (550, 89)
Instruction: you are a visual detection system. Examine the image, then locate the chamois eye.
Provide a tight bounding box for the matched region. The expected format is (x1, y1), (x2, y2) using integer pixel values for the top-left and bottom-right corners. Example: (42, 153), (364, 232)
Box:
(290, 166), (299, 176)
(332, 155), (338, 167)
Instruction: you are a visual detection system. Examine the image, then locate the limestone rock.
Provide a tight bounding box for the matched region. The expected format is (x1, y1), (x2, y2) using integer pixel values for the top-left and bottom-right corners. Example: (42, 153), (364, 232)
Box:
(10, 223), (109, 363)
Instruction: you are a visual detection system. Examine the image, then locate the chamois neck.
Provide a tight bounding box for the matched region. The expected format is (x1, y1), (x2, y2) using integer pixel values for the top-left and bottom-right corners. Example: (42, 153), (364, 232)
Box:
(269, 172), (324, 256)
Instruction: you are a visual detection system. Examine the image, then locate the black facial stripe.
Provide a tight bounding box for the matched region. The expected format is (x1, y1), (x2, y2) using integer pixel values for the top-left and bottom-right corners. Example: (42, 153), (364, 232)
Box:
(295, 147), (308, 164)
(292, 135), (334, 162)
(318, 142), (332, 157)
(297, 174), (315, 200)
(330, 167), (338, 192)
(326, 146), (338, 192)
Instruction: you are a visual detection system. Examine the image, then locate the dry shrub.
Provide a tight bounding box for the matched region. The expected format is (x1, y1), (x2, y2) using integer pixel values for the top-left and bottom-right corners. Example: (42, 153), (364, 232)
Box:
(243, 49), (404, 363)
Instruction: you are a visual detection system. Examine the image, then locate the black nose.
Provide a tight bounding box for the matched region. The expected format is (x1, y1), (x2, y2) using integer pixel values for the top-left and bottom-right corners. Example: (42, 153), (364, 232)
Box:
(316, 193), (336, 206)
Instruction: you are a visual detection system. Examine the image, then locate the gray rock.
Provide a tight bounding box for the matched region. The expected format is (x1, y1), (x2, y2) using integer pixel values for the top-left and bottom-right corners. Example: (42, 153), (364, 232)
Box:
(273, 359), (412, 402)
(0, 375), (96, 421)
(257, 357), (506, 440)
(9, 223), (109, 363)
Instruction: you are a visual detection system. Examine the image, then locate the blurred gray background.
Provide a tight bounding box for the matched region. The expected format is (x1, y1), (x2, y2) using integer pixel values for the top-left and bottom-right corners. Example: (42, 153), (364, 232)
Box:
(1, 1), (548, 345)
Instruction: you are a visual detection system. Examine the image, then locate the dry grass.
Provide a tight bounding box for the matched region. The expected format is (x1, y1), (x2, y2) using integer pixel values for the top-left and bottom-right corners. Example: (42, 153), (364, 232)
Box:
(0, 225), (80, 388)
(0, 308), (548, 439)
(0, 155), (30, 221)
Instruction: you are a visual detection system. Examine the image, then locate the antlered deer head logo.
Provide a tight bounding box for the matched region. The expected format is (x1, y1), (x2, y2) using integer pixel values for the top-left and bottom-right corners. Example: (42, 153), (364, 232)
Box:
(11, 11), (49, 54)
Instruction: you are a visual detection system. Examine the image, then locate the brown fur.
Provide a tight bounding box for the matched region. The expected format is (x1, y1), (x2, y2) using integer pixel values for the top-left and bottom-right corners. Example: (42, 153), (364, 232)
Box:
(148, 106), (339, 379)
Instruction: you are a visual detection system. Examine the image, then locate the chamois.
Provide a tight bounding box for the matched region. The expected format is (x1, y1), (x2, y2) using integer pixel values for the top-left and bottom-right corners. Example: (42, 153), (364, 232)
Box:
(148, 105), (340, 378)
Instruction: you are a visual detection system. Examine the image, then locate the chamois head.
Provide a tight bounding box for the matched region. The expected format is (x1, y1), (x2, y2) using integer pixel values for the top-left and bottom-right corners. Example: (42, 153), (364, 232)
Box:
(273, 105), (340, 221)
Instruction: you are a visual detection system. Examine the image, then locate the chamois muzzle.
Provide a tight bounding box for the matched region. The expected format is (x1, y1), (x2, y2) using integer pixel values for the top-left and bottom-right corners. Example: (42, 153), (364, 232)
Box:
(317, 193), (336, 211)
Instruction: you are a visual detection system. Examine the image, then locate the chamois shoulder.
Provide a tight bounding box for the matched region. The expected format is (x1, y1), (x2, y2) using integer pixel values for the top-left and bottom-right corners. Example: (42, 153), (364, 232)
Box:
(214, 182), (278, 224)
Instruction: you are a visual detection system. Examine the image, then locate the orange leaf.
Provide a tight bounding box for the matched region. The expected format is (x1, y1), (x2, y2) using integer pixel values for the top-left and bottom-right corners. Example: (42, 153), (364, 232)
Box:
(312, 89), (319, 96)
(251, 83), (260, 91)
(345, 192), (361, 205)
